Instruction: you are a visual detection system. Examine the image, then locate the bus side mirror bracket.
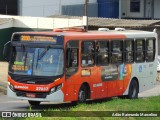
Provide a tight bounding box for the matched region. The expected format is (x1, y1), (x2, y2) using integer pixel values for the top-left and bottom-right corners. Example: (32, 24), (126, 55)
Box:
(3, 41), (11, 62)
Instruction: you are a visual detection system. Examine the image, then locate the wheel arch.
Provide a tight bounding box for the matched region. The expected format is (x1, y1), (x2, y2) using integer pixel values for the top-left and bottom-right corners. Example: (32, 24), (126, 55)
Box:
(131, 77), (139, 93)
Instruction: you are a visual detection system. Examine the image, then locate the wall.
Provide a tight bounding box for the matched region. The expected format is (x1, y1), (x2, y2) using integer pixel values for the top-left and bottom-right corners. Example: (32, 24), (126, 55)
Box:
(121, 0), (144, 18)
(20, 0), (97, 17)
(154, 0), (160, 19)
(62, 0), (97, 5)
(20, 0), (60, 17)
(98, 0), (119, 18)
(121, 0), (127, 18)
(0, 15), (83, 29)
(62, 3), (98, 17)
(0, 0), (18, 15)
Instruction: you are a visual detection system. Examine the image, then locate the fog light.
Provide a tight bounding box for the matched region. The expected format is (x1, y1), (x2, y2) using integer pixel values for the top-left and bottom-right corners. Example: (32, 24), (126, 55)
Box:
(50, 87), (56, 93)
(56, 84), (62, 91)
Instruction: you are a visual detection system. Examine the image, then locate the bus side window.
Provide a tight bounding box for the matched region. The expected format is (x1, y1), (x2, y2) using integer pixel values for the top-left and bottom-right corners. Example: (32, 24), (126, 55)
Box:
(81, 41), (95, 67)
(66, 40), (79, 79)
(66, 48), (78, 67)
(111, 41), (123, 64)
(135, 40), (145, 63)
(146, 39), (155, 62)
(66, 40), (79, 68)
(96, 41), (109, 65)
(125, 40), (134, 63)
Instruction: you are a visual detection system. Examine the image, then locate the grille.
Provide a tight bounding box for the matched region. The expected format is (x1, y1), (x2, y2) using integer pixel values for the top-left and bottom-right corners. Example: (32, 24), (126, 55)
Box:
(9, 73), (56, 85)
(15, 90), (48, 98)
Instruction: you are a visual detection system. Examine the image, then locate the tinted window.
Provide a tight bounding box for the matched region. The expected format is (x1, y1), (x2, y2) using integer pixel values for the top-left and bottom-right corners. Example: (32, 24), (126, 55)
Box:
(146, 39), (155, 62)
(81, 41), (95, 67)
(130, 0), (140, 12)
(66, 40), (79, 67)
(66, 40), (79, 78)
(0, 0), (18, 15)
(96, 41), (109, 65)
(111, 41), (123, 64)
(135, 40), (145, 62)
(125, 40), (134, 63)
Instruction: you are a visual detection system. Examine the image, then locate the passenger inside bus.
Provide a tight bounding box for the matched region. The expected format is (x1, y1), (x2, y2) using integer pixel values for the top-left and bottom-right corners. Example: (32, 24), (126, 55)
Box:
(96, 41), (109, 65)
(81, 42), (94, 66)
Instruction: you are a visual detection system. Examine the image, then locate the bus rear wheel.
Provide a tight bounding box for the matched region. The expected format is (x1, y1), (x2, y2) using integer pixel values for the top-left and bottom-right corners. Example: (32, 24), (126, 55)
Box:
(28, 100), (41, 106)
(127, 79), (139, 99)
(78, 86), (87, 103)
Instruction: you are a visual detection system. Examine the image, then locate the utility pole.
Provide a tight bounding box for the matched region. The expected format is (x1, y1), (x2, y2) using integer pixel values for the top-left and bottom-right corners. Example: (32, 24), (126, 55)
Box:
(84, 0), (88, 31)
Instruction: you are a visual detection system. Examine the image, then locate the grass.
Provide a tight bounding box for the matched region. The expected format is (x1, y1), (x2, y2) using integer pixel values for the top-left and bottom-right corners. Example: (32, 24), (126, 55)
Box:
(25, 96), (160, 120)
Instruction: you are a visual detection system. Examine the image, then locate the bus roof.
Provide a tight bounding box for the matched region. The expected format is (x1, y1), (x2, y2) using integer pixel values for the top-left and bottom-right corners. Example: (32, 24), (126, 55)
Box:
(15, 29), (157, 39)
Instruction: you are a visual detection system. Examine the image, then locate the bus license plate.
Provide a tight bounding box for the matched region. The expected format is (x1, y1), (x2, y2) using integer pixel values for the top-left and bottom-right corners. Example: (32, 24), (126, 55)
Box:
(26, 93), (36, 98)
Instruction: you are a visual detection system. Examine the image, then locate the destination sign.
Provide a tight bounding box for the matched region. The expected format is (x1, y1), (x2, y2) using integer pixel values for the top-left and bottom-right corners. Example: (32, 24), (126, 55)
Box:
(12, 65), (29, 71)
(20, 35), (57, 43)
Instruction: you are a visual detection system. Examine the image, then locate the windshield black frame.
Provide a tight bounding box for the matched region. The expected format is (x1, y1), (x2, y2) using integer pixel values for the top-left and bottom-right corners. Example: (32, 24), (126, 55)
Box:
(9, 43), (64, 77)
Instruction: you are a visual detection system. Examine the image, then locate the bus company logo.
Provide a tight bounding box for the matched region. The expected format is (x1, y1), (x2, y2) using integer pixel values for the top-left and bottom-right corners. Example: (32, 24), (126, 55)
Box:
(14, 85), (28, 90)
(139, 65), (143, 73)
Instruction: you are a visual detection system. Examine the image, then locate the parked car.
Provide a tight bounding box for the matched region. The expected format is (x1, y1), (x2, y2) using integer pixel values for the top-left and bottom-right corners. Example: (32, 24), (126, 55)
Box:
(157, 56), (160, 71)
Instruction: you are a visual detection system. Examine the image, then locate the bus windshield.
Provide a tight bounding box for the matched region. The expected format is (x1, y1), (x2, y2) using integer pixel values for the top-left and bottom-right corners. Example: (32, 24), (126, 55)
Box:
(10, 46), (64, 76)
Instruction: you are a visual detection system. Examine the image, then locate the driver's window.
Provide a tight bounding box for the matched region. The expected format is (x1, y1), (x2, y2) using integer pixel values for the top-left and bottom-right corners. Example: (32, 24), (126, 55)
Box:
(66, 40), (79, 68)
(66, 40), (79, 78)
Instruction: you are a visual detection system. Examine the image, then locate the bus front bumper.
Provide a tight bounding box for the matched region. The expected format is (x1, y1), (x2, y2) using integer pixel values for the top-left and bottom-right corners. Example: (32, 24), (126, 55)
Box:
(7, 86), (64, 102)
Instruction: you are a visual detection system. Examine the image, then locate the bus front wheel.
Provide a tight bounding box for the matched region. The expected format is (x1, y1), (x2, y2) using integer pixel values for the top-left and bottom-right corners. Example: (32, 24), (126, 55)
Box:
(127, 79), (139, 99)
(78, 86), (87, 103)
(28, 100), (41, 106)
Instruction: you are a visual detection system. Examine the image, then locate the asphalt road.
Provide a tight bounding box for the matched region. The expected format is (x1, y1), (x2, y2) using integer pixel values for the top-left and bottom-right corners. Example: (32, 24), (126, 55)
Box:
(0, 84), (159, 111)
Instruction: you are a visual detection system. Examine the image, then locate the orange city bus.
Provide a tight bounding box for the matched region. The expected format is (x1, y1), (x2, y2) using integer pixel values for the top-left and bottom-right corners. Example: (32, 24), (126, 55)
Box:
(3, 28), (157, 106)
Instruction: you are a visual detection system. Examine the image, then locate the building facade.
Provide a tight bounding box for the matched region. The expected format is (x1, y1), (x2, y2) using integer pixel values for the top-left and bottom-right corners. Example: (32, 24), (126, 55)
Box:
(0, 0), (160, 19)
(19, 0), (97, 17)
(98, 0), (160, 19)
(121, 0), (160, 19)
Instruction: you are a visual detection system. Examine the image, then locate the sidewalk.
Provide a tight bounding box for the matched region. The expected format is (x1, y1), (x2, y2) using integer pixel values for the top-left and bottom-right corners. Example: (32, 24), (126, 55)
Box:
(139, 82), (160, 97)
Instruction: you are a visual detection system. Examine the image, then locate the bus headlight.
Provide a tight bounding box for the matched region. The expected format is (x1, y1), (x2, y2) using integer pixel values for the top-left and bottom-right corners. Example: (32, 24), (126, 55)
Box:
(50, 83), (63, 94)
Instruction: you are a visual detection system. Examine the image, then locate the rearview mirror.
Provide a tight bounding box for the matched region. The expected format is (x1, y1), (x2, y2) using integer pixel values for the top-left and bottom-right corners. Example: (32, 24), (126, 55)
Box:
(3, 41), (11, 62)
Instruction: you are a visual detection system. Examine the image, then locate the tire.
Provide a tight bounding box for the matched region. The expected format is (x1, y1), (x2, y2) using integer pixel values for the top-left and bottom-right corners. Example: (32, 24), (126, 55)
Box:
(127, 79), (139, 99)
(28, 100), (40, 106)
(78, 86), (87, 103)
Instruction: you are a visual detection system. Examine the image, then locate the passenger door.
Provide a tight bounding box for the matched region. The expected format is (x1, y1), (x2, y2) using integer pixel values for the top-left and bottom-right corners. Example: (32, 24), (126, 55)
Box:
(81, 41), (97, 99)
(65, 40), (79, 101)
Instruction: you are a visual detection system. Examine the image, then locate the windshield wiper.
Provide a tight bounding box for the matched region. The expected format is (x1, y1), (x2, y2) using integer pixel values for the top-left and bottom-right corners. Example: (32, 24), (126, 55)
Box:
(23, 52), (27, 70)
(38, 46), (50, 60)
(36, 46), (50, 69)
(21, 44), (27, 70)
(21, 44), (25, 53)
